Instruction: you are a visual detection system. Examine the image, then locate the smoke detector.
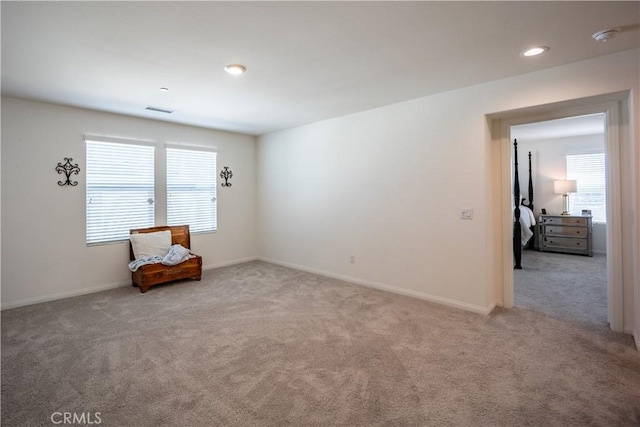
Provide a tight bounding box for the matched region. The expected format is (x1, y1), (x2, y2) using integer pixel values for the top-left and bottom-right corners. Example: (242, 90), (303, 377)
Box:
(592, 29), (619, 42)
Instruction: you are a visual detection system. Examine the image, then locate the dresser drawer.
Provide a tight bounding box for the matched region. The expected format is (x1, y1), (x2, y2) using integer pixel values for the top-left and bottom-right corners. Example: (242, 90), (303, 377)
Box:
(542, 236), (589, 250)
(538, 214), (592, 256)
(543, 225), (589, 237)
(540, 216), (589, 226)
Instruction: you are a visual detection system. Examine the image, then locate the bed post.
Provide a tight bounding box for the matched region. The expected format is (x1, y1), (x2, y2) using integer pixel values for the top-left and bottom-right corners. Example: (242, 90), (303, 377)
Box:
(528, 151), (534, 211)
(514, 140), (522, 269)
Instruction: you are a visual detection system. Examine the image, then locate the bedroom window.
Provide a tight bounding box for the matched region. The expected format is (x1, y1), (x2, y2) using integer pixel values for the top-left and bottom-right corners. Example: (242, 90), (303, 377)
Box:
(166, 147), (217, 233)
(566, 153), (606, 223)
(86, 139), (155, 244)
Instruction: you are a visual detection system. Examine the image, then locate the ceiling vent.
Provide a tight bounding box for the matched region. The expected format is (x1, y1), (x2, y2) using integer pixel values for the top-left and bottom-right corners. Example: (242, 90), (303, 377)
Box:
(145, 106), (174, 114)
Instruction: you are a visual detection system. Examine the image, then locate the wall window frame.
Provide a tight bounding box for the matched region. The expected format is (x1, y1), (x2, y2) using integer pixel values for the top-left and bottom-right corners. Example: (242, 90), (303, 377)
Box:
(566, 152), (606, 223)
(166, 145), (218, 234)
(85, 136), (219, 246)
(86, 137), (156, 245)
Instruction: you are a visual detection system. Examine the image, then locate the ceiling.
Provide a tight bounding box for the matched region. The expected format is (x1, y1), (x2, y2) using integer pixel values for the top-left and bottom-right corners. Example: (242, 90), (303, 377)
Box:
(2, 2), (638, 136)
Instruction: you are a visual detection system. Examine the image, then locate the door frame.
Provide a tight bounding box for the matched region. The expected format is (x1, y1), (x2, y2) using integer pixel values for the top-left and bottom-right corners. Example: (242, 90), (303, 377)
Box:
(490, 91), (629, 332)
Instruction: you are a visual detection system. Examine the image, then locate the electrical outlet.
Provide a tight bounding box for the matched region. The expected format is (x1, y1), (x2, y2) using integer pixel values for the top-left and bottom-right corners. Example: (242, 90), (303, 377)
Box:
(350, 254), (355, 263)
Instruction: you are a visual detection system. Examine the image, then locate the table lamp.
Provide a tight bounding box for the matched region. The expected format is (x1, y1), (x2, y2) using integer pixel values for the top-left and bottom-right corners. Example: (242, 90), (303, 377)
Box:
(554, 179), (577, 215)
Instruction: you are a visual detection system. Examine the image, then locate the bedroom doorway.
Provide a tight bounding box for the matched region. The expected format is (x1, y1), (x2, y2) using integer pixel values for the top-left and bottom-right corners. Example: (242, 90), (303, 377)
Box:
(510, 114), (609, 328)
(491, 91), (631, 334)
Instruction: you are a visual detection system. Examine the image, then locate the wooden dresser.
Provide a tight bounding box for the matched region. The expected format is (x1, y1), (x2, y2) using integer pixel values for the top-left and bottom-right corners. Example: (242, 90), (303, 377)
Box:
(538, 215), (593, 256)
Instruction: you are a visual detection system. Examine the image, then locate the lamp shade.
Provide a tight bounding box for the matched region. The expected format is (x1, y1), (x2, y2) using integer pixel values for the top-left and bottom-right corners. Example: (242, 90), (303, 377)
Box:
(554, 179), (577, 194)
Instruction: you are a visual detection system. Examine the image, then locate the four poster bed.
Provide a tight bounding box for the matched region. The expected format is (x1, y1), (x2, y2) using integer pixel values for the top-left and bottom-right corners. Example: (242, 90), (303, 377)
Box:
(513, 139), (536, 269)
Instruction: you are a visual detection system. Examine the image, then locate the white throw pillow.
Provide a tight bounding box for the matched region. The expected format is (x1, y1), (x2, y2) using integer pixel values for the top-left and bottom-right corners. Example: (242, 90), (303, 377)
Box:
(130, 230), (172, 260)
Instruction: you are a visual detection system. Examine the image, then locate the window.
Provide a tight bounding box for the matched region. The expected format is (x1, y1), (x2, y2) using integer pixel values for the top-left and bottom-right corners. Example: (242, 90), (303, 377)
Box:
(86, 139), (218, 245)
(566, 153), (606, 222)
(166, 147), (217, 233)
(86, 140), (155, 244)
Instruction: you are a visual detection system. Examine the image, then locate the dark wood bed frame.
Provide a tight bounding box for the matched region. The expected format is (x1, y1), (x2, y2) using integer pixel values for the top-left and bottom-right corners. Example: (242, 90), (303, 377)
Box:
(513, 139), (534, 270)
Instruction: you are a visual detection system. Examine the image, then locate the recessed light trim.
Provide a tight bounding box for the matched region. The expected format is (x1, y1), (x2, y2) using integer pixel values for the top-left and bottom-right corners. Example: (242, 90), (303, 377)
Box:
(225, 64), (246, 75)
(520, 46), (549, 57)
(160, 87), (169, 92)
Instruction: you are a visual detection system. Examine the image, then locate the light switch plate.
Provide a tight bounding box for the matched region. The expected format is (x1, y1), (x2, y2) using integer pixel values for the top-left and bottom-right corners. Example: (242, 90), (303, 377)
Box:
(460, 208), (473, 219)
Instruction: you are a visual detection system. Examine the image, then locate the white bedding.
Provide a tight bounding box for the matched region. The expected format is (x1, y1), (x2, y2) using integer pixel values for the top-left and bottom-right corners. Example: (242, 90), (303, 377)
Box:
(128, 244), (194, 272)
(516, 205), (536, 246)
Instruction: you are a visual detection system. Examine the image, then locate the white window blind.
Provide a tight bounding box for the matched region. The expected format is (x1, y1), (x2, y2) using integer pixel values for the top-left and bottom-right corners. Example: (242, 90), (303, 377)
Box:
(566, 153), (606, 222)
(166, 147), (217, 233)
(86, 140), (155, 244)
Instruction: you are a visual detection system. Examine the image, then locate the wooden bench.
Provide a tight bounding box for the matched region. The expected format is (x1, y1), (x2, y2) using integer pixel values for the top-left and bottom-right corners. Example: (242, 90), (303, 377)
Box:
(129, 225), (202, 293)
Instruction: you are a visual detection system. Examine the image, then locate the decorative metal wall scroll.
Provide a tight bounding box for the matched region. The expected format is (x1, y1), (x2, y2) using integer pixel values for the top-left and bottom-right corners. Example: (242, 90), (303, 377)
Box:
(220, 166), (233, 187)
(56, 157), (81, 186)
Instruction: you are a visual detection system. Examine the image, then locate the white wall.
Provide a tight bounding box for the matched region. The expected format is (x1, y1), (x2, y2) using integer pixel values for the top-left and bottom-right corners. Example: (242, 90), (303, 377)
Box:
(257, 49), (639, 326)
(1, 97), (258, 309)
(516, 133), (607, 254)
(2, 50), (638, 339)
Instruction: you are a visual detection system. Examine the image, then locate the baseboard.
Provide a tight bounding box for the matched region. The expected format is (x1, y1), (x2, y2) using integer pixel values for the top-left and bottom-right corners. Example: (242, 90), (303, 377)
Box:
(1, 256), (260, 311)
(486, 301), (499, 314)
(1, 280), (131, 311)
(259, 257), (495, 315)
(202, 256), (259, 271)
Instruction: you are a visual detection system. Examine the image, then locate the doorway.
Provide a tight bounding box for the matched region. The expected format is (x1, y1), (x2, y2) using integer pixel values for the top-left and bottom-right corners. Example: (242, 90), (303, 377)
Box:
(510, 114), (608, 328)
(490, 92), (631, 333)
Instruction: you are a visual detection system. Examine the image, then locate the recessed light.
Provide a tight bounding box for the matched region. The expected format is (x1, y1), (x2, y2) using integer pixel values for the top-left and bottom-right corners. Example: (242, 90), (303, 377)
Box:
(160, 87), (169, 92)
(520, 46), (549, 57)
(225, 64), (246, 75)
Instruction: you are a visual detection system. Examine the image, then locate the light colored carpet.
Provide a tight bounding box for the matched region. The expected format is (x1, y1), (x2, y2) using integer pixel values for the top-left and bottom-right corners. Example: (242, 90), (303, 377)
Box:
(515, 250), (608, 328)
(2, 261), (639, 426)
